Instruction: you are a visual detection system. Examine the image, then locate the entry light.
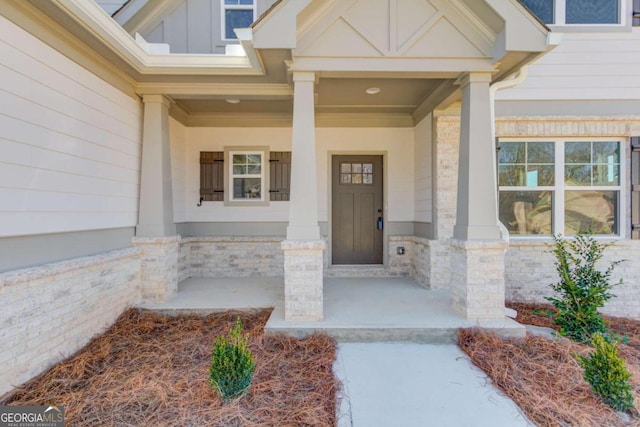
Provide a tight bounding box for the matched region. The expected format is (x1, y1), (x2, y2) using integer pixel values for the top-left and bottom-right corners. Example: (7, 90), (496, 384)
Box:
(366, 87), (381, 95)
(226, 98), (241, 104)
(633, 10), (640, 18)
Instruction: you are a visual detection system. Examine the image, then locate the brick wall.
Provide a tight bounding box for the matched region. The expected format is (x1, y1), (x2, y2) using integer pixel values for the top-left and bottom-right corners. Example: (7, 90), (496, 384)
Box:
(183, 236), (285, 277)
(506, 240), (640, 318)
(0, 248), (140, 397)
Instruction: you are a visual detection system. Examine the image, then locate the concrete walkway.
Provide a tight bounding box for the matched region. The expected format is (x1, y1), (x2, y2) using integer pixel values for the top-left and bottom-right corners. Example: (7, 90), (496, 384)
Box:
(334, 343), (533, 427)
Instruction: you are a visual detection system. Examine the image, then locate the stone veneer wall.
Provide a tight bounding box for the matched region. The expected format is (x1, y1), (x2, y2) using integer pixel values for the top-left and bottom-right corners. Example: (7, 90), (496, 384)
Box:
(506, 240), (640, 319)
(182, 237), (285, 277)
(0, 248), (141, 397)
(497, 116), (640, 319)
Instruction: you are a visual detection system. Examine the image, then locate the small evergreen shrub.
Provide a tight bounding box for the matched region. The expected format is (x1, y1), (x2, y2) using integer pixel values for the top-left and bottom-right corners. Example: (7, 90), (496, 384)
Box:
(547, 234), (623, 342)
(209, 318), (255, 402)
(577, 333), (635, 413)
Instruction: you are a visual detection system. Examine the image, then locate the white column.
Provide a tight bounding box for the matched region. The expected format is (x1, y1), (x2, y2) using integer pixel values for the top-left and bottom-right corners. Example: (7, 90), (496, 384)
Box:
(282, 71), (324, 321)
(136, 94), (176, 237)
(453, 73), (501, 240)
(287, 71), (320, 241)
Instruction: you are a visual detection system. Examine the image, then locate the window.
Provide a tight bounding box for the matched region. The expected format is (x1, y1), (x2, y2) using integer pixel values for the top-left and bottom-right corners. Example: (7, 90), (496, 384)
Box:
(199, 150), (291, 204)
(230, 151), (264, 201)
(340, 162), (374, 184)
(222, 0), (255, 40)
(498, 139), (623, 236)
(521, 0), (622, 25)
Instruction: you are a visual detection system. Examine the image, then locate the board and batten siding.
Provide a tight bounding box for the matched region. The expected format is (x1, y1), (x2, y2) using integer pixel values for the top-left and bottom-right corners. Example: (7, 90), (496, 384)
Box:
(0, 15), (142, 237)
(497, 29), (640, 101)
(143, 0), (279, 54)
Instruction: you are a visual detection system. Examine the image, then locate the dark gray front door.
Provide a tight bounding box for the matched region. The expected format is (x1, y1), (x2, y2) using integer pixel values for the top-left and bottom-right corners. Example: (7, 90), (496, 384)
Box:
(332, 155), (383, 264)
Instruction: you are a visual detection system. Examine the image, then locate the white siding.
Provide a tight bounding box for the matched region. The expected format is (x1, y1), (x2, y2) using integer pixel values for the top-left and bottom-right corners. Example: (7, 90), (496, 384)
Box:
(413, 114), (432, 223)
(0, 15), (142, 237)
(497, 29), (640, 101)
(182, 127), (415, 223)
(170, 118), (187, 223)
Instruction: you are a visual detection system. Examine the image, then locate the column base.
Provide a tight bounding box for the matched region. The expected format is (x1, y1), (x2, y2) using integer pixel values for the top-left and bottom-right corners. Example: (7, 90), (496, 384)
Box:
(281, 239), (325, 321)
(449, 239), (508, 320)
(132, 235), (180, 302)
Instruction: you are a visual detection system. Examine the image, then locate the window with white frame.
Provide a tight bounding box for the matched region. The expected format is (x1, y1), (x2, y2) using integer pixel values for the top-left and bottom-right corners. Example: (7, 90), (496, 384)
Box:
(520, 0), (622, 25)
(498, 139), (622, 236)
(222, 0), (255, 40)
(230, 151), (264, 201)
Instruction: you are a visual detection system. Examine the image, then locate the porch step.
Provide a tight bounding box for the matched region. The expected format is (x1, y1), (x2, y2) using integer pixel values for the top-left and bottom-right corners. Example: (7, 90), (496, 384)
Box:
(325, 265), (405, 278)
(264, 311), (526, 344)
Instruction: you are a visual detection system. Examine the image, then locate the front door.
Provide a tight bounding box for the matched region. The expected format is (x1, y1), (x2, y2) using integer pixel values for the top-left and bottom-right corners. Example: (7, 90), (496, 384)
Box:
(332, 155), (383, 264)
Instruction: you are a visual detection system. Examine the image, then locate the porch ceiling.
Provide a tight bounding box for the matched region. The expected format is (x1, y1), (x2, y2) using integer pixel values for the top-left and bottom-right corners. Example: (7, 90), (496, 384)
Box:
(173, 76), (445, 116)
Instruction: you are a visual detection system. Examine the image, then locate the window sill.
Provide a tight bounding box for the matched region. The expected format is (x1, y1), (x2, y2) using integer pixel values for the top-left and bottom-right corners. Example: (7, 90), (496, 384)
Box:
(224, 200), (270, 207)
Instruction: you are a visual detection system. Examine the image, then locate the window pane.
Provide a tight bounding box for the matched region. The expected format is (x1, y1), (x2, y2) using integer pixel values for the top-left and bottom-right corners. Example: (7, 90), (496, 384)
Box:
(247, 154), (261, 164)
(352, 163), (363, 173)
(499, 190), (553, 235)
(363, 163), (373, 173)
(527, 165), (554, 186)
(593, 164), (619, 185)
(565, 190), (618, 235)
(247, 164), (261, 175)
(499, 142), (526, 164)
(566, 0), (619, 24)
(565, 142), (591, 163)
(520, 0), (554, 23)
(233, 154), (246, 164)
(352, 174), (362, 184)
(363, 174), (373, 184)
(565, 165), (592, 186)
(593, 141), (619, 164)
(341, 163), (352, 173)
(232, 165), (246, 174)
(341, 174), (351, 184)
(233, 178), (261, 199)
(225, 10), (253, 39)
(499, 165), (526, 186)
(527, 141), (554, 164)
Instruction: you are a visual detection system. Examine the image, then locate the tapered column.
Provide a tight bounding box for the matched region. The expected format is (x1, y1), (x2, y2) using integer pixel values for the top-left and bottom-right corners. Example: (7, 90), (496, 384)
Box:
(282, 71), (324, 321)
(136, 94), (175, 237)
(287, 72), (320, 241)
(453, 73), (501, 240)
(450, 73), (507, 320)
(133, 94), (178, 303)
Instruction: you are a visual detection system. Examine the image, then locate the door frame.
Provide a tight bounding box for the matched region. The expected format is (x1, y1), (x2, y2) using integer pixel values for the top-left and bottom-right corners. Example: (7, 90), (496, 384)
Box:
(327, 151), (389, 266)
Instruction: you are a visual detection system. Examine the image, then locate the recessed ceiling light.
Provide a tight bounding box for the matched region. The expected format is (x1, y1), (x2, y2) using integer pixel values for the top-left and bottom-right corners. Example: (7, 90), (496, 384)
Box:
(226, 98), (241, 104)
(366, 87), (381, 95)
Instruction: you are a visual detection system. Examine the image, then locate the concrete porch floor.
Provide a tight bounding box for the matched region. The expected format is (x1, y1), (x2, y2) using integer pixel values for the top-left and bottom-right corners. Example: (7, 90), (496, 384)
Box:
(138, 277), (525, 343)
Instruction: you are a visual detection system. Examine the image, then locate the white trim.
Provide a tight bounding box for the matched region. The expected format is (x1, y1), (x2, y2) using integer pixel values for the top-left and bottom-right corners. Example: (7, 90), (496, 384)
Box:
(228, 150), (266, 202)
(498, 137), (626, 237)
(220, 0), (257, 42)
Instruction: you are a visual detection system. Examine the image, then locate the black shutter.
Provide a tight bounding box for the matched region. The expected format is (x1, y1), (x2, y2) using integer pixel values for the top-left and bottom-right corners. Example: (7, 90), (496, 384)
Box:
(200, 151), (224, 201)
(634, 0), (640, 26)
(632, 138), (640, 239)
(269, 152), (291, 201)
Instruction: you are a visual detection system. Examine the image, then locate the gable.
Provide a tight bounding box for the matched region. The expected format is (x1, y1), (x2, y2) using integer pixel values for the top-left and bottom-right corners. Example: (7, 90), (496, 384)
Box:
(294, 0), (495, 60)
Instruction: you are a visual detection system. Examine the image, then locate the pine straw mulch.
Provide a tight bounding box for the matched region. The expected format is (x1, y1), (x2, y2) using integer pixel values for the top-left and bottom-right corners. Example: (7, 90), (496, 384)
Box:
(458, 302), (640, 427)
(2, 308), (339, 427)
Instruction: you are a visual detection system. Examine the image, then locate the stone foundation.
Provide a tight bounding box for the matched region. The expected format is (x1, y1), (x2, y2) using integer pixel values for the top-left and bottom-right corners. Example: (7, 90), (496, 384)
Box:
(450, 239), (508, 320)
(506, 239), (640, 319)
(132, 235), (180, 302)
(281, 240), (325, 321)
(0, 248), (140, 397)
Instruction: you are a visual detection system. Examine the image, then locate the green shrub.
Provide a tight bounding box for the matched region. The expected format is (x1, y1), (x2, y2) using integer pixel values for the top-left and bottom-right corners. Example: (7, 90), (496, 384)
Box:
(209, 318), (255, 402)
(547, 234), (623, 342)
(577, 333), (635, 412)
